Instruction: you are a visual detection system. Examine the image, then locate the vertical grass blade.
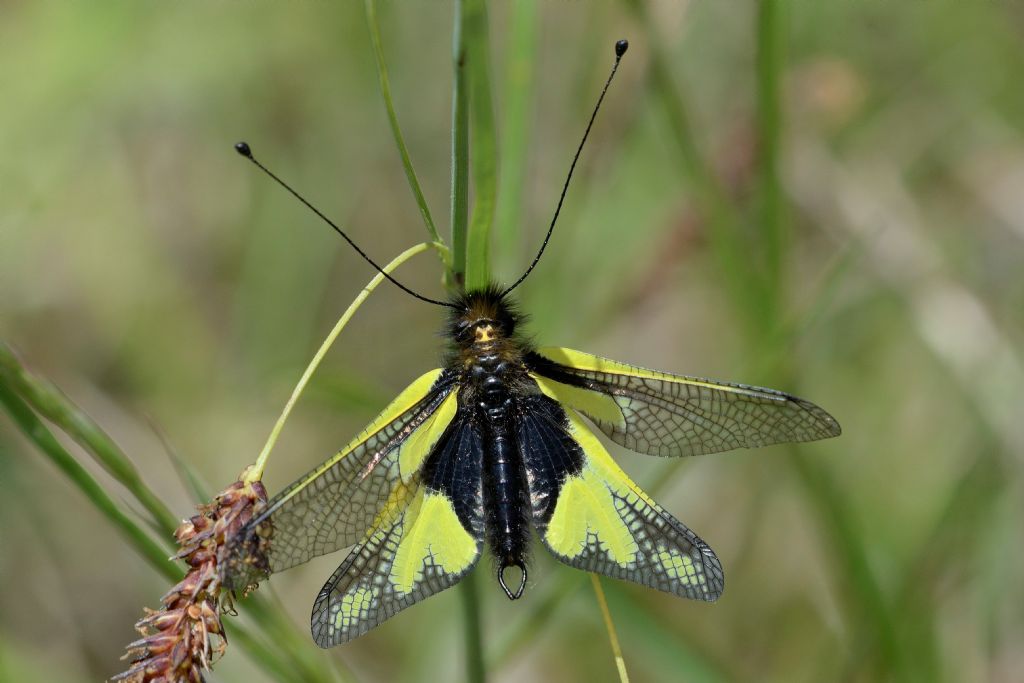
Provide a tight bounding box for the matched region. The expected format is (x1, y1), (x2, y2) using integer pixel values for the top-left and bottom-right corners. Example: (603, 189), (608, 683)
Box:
(749, 4), (911, 678)
(451, 1), (486, 679)
(364, 0), (445, 251)
(450, 0), (470, 288)
(461, 0), (498, 291)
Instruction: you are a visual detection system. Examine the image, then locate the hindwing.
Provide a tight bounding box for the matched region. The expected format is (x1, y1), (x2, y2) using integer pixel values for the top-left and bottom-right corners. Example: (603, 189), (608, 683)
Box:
(518, 395), (723, 601)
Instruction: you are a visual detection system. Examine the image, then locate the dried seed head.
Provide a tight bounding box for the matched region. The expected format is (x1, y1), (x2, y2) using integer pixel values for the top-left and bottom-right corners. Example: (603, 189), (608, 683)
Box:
(111, 473), (266, 682)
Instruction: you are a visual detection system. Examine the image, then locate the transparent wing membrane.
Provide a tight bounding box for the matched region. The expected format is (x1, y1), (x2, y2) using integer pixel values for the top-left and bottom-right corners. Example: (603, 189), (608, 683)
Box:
(528, 347), (841, 458)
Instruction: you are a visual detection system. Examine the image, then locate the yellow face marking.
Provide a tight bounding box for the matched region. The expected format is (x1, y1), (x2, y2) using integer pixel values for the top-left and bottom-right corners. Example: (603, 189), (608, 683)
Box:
(531, 373), (626, 429)
(474, 324), (496, 343)
(389, 492), (477, 595)
(536, 346), (763, 397)
(397, 390), (459, 481)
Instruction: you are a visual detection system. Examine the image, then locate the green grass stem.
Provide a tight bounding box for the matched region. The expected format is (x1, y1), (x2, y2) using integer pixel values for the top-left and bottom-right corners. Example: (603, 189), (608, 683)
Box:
(0, 342), (180, 536)
(461, 0), (498, 291)
(450, 0), (470, 288)
(0, 382), (179, 579)
(450, 0), (488, 677)
(364, 0), (445, 251)
(0, 346), (345, 683)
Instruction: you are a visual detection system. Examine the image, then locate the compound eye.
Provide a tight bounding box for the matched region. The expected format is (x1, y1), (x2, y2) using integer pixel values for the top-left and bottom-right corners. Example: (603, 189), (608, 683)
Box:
(454, 322), (473, 343)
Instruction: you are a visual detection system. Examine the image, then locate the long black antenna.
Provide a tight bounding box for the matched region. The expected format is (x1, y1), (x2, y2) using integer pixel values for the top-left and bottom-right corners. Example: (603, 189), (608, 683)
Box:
(234, 142), (456, 309)
(501, 39), (629, 298)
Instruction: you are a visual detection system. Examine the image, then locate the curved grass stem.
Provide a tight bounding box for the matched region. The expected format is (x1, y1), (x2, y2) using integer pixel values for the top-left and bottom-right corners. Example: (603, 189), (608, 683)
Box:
(364, 0), (445, 252)
(247, 240), (449, 483)
(0, 382), (179, 580)
(0, 343), (180, 536)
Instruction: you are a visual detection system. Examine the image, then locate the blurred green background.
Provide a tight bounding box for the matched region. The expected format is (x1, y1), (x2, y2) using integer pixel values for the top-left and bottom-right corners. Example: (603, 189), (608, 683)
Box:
(2, 1), (1023, 681)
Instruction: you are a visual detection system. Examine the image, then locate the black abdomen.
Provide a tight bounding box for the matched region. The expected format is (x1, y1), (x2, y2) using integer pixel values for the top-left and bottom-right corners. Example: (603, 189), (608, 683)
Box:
(472, 350), (531, 599)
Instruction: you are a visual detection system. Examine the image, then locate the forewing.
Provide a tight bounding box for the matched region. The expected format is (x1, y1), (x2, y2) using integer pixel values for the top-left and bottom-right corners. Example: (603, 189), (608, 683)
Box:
(520, 395), (723, 601)
(222, 368), (459, 590)
(527, 347), (840, 458)
(311, 414), (484, 646)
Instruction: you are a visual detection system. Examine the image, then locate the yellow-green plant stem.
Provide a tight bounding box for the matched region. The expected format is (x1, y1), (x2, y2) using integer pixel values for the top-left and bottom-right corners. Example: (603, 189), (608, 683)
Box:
(246, 240), (448, 484)
(590, 574), (630, 683)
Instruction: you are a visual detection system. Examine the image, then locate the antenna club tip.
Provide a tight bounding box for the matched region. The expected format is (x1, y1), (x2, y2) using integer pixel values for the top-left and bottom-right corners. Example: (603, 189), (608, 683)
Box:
(615, 39), (629, 58)
(234, 141), (252, 158)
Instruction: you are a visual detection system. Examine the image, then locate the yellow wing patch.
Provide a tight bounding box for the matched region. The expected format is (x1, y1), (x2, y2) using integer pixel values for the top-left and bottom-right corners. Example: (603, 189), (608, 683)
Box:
(537, 406), (723, 600)
(531, 373), (626, 429)
(546, 469), (637, 564)
(545, 408), (641, 567)
(397, 390), (459, 481)
(315, 481), (482, 646)
(389, 491), (478, 594)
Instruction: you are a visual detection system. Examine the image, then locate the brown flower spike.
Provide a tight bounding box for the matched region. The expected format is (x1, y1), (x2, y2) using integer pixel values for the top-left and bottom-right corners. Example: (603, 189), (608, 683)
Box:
(112, 474), (267, 683)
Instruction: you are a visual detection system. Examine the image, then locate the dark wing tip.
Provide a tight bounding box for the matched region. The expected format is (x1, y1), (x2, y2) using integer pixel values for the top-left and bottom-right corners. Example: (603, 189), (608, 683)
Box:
(793, 397), (842, 440)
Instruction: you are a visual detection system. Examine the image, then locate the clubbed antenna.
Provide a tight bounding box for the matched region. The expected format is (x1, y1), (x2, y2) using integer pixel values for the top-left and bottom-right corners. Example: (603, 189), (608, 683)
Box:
(501, 39), (630, 298)
(234, 142), (456, 309)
